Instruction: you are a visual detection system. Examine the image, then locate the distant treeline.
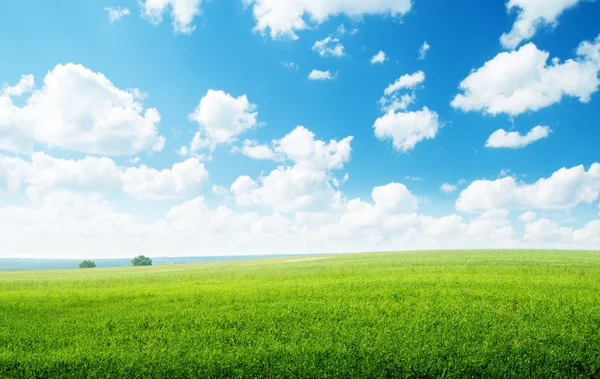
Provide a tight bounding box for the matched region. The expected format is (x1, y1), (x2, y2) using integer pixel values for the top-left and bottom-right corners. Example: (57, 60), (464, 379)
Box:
(0, 255), (313, 271)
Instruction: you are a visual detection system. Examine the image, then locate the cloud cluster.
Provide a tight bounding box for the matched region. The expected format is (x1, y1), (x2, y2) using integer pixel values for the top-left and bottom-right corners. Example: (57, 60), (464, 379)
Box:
(452, 35), (600, 116)
(244, 0), (412, 39)
(140, 0), (202, 34)
(0, 64), (165, 156)
(486, 125), (551, 148)
(374, 71), (442, 152)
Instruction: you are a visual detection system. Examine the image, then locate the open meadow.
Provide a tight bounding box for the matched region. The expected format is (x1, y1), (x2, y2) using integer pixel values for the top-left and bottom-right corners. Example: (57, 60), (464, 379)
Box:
(1, 250), (600, 378)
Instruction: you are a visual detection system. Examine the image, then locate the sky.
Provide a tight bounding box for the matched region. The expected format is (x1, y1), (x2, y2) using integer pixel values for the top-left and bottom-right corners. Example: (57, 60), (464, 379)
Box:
(0, 0), (599, 259)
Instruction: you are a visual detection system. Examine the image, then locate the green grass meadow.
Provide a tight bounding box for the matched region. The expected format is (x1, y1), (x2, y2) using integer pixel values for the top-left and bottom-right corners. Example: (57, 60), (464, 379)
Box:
(1, 250), (600, 378)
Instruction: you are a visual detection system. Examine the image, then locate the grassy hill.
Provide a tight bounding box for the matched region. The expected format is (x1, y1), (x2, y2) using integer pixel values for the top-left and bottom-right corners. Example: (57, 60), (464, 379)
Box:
(1, 250), (599, 378)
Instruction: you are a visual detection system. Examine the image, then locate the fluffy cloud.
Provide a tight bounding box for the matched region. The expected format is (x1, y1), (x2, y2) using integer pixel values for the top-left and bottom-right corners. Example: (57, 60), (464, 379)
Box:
(418, 41), (430, 60)
(312, 36), (345, 57)
(374, 107), (441, 153)
(0, 153), (208, 200)
(0, 63), (165, 156)
(121, 158), (209, 200)
(236, 140), (277, 160)
(186, 90), (259, 153)
(451, 35), (600, 116)
(486, 125), (551, 148)
(501, 0), (584, 49)
(370, 51), (387, 64)
(105, 6), (130, 22)
(231, 126), (352, 212)
(456, 163), (600, 213)
(140, 0), (201, 34)
(244, 0), (412, 40)
(308, 69), (336, 80)
(374, 71), (441, 152)
(524, 219), (600, 245)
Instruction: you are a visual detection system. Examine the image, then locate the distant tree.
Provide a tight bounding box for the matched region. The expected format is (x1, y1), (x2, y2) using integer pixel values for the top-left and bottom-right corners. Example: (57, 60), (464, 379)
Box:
(79, 260), (96, 269)
(131, 255), (152, 267)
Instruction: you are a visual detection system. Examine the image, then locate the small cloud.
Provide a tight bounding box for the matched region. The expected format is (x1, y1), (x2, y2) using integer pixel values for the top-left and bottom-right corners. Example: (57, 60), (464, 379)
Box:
(105, 6), (130, 23)
(129, 157), (140, 164)
(418, 41), (430, 60)
(281, 61), (299, 70)
(404, 176), (422, 181)
(486, 126), (551, 148)
(312, 37), (345, 58)
(440, 183), (457, 193)
(308, 69), (336, 80)
(370, 50), (387, 64)
(178, 146), (189, 156)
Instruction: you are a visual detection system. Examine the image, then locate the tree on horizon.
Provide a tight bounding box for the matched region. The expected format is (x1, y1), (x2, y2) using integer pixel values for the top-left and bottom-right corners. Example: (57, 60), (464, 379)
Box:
(78, 260), (96, 269)
(131, 255), (152, 267)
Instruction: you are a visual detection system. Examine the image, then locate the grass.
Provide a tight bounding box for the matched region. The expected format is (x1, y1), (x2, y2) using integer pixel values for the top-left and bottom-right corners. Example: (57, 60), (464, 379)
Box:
(1, 250), (600, 378)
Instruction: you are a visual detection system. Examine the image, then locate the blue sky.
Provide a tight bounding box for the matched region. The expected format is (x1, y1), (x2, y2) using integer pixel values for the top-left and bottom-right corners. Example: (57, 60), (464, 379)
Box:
(0, 0), (599, 258)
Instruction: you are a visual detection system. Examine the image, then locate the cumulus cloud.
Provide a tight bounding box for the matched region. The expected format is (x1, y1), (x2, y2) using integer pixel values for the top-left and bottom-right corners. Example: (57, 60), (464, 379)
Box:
(370, 51), (387, 64)
(186, 90), (259, 153)
(231, 126), (352, 212)
(452, 35), (600, 116)
(501, 0), (585, 49)
(244, 0), (412, 40)
(0, 153), (208, 200)
(312, 36), (345, 57)
(418, 41), (430, 60)
(140, 0), (202, 34)
(456, 163), (600, 213)
(524, 218), (600, 245)
(105, 6), (130, 22)
(374, 71), (441, 152)
(0, 63), (165, 156)
(486, 125), (551, 148)
(308, 69), (336, 80)
(374, 107), (441, 153)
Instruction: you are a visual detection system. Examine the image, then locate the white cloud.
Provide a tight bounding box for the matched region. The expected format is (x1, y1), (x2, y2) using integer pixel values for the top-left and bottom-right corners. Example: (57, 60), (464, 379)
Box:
(312, 36), (345, 57)
(486, 125), (551, 148)
(105, 6), (130, 22)
(187, 90), (258, 153)
(1, 74), (34, 97)
(524, 218), (600, 245)
(375, 71), (441, 152)
(0, 64), (165, 156)
(308, 69), (336, 80)
(237, 140), (277, 160)
(244, 0), (412, 40)
(140, 0), (202, 34)
(282, 61), (299, 70)
(231, 126), (352, 212)
(374, 107), (441, 153)
(404, 176), (422, 181)
(121, 158), (209, 200)
(519, 210), (537, 223)
(418, 41), (430, 60)
(441, 183), (458, 193)
(370, 51), (387, 64)
(384, 71), (425, 95)
(451, 35), (600, 116)
(0, 153), (208, 200)
(501, 0), (584, 49)
(456, 163), (600, 213)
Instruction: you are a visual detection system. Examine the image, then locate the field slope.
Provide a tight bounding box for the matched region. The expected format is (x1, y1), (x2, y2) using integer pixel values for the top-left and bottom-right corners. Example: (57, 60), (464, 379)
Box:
(1, 250), (600, 378)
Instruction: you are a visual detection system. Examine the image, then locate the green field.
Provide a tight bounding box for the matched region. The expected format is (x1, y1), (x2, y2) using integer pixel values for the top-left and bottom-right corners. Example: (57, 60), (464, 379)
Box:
(1, 250), (600, 378)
